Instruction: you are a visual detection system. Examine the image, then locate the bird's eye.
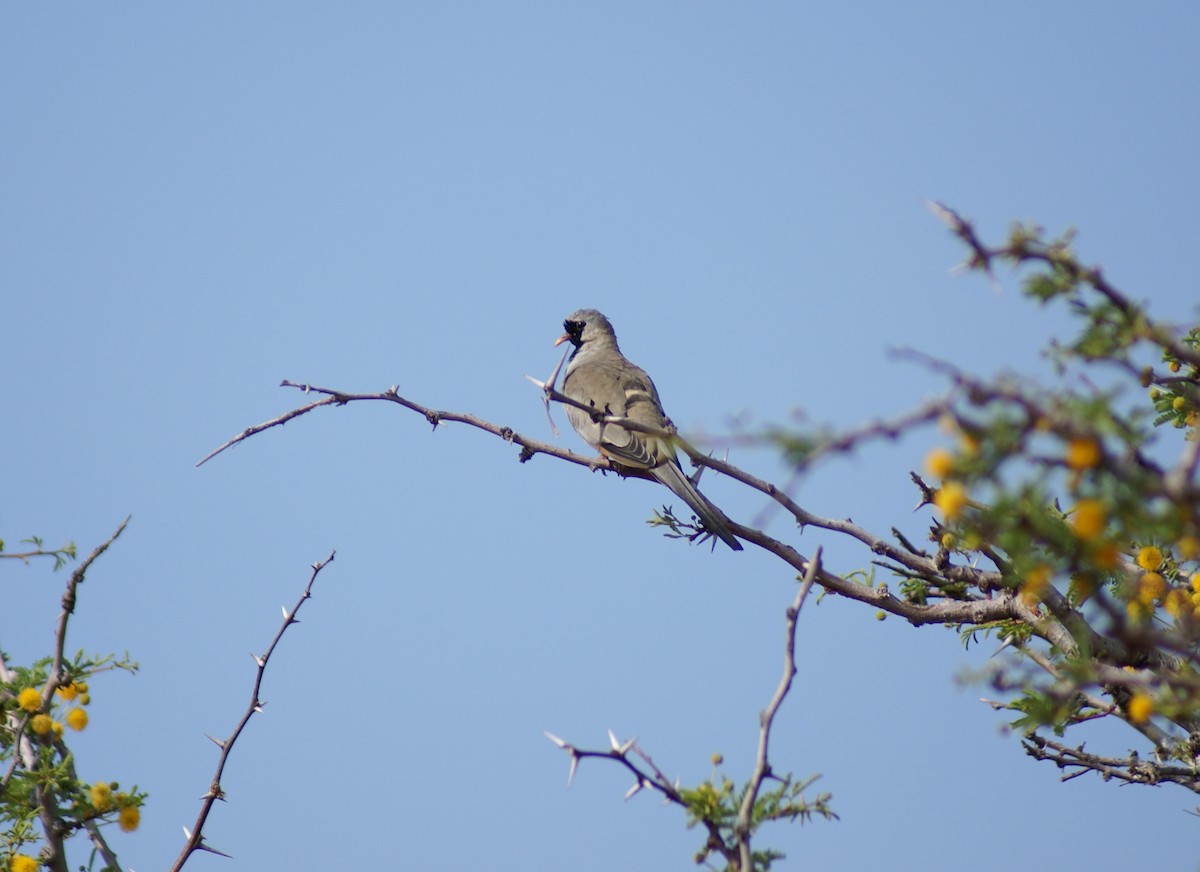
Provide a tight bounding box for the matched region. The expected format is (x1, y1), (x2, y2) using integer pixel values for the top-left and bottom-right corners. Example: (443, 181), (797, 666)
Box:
(564, 319), (584, 339)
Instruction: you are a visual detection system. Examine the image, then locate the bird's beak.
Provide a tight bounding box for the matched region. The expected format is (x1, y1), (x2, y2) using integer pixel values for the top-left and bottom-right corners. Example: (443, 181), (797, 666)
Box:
(554, 332), (570, 347)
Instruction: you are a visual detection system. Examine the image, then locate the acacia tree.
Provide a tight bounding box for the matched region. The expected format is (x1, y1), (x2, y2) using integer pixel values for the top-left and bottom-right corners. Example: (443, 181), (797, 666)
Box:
(5, 205), (1198, 871)
(198, 205), (1200, 839)
(0, 521), (334, 872)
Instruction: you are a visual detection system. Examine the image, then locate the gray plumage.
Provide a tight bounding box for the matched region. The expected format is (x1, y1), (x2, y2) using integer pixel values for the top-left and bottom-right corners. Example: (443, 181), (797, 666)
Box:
(556, 309), (742, 551)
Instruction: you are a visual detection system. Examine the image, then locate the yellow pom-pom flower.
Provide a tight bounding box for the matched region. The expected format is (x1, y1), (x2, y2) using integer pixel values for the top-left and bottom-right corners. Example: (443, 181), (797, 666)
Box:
(1165, 588), (1189, 619)
(118, 804), (140, 833)
(934, 482), (969, 520)
(1178, 536), (1200, 560)
(66, 708), (88, 732)
(30, 714), (53, 736)
(17, 687), (42, 713)
(1070, 499), (1107, 539)
(1065, 437), (1101, 470)
(924, 447), (955, 479)
(940, 531), (957, 550)
(50, 721), (63, 739)
(1091, 540), (1120, 569)
(11, 855), (39, 872)
(90, 782), (113, 812)
(1138, 572), (1167, 604)
(1169, 359), (1182, 373)
(56, 683), (78, 702)
(1191, 572), (1200, 594)
(1127, 692), (1155, 725)
(1173, 396), (1188, 411)
(1136, 546), (1164, 571)
(1021, 565), (1053, 605)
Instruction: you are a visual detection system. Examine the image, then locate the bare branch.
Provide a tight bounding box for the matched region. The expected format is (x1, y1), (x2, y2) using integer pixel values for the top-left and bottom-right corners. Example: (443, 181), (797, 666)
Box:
(736, 547), (822, 871)
(48, 517), (131, 704)
(1023, 734), (1200, 790)
(169, 551), (335, 872)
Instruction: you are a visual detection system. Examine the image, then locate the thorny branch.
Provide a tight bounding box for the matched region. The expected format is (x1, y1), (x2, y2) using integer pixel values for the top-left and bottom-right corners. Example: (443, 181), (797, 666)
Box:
(544, 551), (831, 870)
(736, 548), (822, 871)
(169, 551), (335, 872)
(198, 219), (1200, 797)
(1023, 733), (1200, 790)
(196, 378), (1195, 728)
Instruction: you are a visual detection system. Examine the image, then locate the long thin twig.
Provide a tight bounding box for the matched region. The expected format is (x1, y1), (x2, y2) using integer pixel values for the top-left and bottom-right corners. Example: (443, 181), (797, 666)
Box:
(197, 382), (615, 473)
(48, 517), (131, 704)
(735, 547), (822, 871)
(169, 551), (335, 871)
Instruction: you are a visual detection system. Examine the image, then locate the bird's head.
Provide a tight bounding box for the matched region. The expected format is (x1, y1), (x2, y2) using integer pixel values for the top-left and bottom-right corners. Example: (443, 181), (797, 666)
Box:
(554, 309), (616, 349)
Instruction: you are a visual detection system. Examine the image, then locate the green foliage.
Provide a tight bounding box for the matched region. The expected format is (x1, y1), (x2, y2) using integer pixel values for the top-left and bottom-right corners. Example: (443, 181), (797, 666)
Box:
(1, 534), (142, 870)
(766, 206), (1200, 791)
(0, 536), (77, 570)
(680, 764), (837, 872)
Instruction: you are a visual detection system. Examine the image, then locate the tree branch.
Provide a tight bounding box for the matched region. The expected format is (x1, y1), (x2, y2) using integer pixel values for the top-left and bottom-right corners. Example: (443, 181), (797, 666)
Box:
(736, 547), (821, 871)
(169, 551), (335, 871)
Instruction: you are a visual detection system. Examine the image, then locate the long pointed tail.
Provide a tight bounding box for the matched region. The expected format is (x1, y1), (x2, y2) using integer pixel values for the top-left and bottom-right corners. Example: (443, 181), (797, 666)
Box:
(652, 461), (743, 551)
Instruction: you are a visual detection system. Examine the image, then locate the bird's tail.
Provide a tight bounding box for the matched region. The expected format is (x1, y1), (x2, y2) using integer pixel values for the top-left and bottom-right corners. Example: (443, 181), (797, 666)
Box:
(652, 461), (743, 551)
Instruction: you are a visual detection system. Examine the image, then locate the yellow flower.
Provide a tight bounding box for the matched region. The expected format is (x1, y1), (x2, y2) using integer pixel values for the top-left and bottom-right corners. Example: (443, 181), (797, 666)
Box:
(30, 714), (53, 736)
(1165, 588), (1190, 619)
(940, 531), (957, 550)
(1173, 396), (1188, 411)
(924, 447), (955, 479)
(1021, 565), (1053, 604)
(1126, 599), (1149, 622)
(1071, 500), (1107, 539)
(1169, 359), (1182, 373)
(1065, 437), (1101, 470)
(1137, 572), (1167, 604)
(66, 708), (88, 732)
(90, 782), (113, 812)
(1091, 540), (1120, 569)
(118, 804), (140, 832)
(1127, 692), (1155, 725)
(56, 683), (78, 702)
(16, 687), (42, 713)
(1178, 536), (1200, 561)
(1136, 546), (1164, 571)
(50, 721), (63, 739)
(934, 482), (969, 520)
(1191, 572), (1200, 594)
(11, 855), (39, 872)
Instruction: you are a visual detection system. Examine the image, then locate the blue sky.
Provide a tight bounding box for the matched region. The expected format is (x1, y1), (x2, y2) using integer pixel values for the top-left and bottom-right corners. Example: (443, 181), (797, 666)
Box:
(3, 4), (1198, 870)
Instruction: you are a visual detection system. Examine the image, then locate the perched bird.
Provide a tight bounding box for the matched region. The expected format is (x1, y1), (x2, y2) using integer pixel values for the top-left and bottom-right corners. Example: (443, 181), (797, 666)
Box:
(555, 309), (743, 551)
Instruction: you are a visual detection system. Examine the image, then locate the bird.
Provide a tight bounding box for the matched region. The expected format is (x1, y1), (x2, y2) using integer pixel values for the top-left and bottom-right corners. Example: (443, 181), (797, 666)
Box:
(554, 309), (743, 551)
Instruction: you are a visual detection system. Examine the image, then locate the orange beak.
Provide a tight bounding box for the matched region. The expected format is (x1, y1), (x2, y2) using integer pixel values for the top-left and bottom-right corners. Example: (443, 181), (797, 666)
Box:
(554, 332), (570, 347)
